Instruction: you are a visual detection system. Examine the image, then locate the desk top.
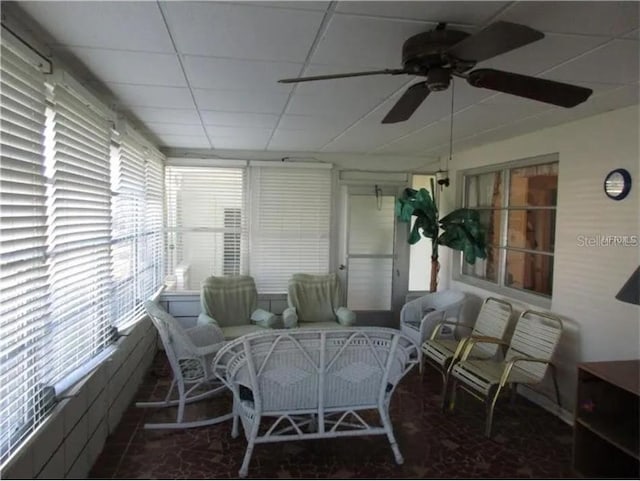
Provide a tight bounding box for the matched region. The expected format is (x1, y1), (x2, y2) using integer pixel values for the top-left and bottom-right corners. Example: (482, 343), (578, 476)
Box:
(578, 360), (640, 396)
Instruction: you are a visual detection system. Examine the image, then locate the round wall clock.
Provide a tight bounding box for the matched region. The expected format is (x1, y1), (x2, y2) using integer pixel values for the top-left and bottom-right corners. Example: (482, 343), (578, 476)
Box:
(604, 168), (632, 200)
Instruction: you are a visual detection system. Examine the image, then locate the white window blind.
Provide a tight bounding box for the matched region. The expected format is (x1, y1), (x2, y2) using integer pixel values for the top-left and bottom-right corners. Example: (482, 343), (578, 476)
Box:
(111, 134), (146, 326)
(165, 166), (246, 290)
(249, 166), (332, 293)
(0, 43), (50, 465)
(43, 85), (113, 384)
(142, 148), (165, 300)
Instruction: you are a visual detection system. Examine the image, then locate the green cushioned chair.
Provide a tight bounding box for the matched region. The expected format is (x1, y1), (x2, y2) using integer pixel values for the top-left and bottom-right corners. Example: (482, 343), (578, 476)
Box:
(283, 273), (356, 329)
(198, 275), (277, 340)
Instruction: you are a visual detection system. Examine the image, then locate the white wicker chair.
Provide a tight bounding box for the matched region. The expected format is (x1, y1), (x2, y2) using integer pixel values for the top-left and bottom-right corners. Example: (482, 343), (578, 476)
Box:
(212, 328), (420, 478)
(136, 300), (233, 429)
(448, 310), (563, 437)
(400, 290), (466, 366)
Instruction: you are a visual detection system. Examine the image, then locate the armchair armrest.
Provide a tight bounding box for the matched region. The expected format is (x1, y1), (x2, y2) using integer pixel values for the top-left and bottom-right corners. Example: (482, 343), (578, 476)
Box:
(430, 320), (467, 340)
(185, 324), (225, 356)
(251, 308), (278, 328)
(460, 336), (509, 361)
(335, 307), (356, 326)
(282, 306), (298, 328)
(197, 312), (221, 328)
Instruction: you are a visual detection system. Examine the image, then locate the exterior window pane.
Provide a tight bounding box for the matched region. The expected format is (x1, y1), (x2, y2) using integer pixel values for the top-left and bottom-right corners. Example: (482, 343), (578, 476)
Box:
(461, 156), (558, 297)
(462, 246), (500, 282)
(466, 171), (502, 208)
(504, 250), (554, 296)
(509, 162), (558, 207)
(507, 209), (556, 252)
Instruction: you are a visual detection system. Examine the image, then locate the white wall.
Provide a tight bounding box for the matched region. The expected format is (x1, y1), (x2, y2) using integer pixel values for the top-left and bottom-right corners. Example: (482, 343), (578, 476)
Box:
(439, 105), (640, 418)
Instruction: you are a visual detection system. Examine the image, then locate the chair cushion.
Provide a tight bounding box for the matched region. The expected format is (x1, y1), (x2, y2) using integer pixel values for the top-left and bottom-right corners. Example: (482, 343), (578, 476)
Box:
(201, 276), (258, 328)
(297, 321), (349, 330)
(221, 324), (270, 340)
(288, 273), (340, 323)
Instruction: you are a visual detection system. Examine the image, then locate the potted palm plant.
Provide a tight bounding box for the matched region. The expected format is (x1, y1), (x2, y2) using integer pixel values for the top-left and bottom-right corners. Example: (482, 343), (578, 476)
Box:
(396, 183), (487, 292)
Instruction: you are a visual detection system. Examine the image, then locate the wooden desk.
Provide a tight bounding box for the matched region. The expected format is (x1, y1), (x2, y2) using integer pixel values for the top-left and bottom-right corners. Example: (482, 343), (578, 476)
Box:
(573, 360), (640, 478)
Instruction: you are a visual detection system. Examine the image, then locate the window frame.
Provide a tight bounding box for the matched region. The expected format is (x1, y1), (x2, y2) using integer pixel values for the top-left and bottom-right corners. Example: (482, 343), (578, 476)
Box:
(453, 153), (559, 308)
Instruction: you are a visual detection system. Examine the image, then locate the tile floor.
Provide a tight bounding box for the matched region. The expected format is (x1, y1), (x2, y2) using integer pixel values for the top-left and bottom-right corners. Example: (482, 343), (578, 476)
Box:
(90, 353), (574, 479)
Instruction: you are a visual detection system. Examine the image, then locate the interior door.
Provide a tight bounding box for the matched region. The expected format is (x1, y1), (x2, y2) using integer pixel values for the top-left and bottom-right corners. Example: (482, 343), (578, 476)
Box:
(343, 186), (398, 325)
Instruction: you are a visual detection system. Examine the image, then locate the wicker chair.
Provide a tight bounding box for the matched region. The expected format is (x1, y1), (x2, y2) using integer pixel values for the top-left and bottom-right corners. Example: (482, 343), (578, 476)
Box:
(422, 297), (513, 408)
(448, 310), (563, 437)
(400, 290), (466, 369)
(283, 273), (356, 329)
(198, 275), (277, 339)
(212, 328), (420, 477)
(136, 300), (232, 429)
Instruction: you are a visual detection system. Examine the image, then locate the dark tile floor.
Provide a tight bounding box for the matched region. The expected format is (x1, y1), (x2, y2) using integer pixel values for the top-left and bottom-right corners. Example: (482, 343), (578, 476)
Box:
(90, 353), (574, 479)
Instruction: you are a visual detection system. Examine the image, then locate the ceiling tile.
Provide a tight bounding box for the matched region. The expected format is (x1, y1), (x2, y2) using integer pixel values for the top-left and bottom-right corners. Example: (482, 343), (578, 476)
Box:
(498, 1), (640, 37)
(206, 125), (272, 136)
(276, 114), (353, 134)
(193, 89), (289, 114)
(478, 33), (609, 76)
(19, 1), (174, 52)
(127, 107), (202, 125)
(336, 1), (509, 26)
(54, 47), (185, 87)
(183, 56), (299, 91)
(155, 134), (211, 149)
(542, 39), (639, 85)
(212, 135), (271, 150)
(311, 15), (435, 69)
(163, 1), (324, 62)
(375, 120), (452, 154)
(145, 123), (207, 137)
(268, 129), (338, 151)
(107, 84), (195, 109)
(200, 111), (279, 128)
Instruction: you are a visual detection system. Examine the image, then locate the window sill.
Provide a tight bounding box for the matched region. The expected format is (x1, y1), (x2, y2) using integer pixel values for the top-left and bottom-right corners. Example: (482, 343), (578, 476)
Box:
(452, 273), (552, 310)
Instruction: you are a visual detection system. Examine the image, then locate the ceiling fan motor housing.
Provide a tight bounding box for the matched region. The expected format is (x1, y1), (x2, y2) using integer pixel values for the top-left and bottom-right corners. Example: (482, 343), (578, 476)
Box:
(401, 28), (470, 73)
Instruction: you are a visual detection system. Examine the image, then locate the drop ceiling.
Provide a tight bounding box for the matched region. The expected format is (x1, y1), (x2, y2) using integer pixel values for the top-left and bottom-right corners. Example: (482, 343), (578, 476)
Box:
(11, 1), (640, 164)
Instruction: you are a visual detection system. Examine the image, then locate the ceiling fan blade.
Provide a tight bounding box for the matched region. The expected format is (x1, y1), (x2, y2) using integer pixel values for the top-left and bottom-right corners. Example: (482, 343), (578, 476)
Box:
(467, 69), (593, 107)
(278, 69), (406, 84)
(382, 82), (430, 124)
(447, 21), (544, 62)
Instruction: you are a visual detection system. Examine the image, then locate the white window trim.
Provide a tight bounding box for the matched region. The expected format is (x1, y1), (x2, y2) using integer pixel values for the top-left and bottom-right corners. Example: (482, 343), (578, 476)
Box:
(452, 152), (559, 309)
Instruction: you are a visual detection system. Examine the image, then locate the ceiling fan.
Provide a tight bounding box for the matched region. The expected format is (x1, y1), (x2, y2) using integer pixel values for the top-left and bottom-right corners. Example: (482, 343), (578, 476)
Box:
(279, 21), (593, 123)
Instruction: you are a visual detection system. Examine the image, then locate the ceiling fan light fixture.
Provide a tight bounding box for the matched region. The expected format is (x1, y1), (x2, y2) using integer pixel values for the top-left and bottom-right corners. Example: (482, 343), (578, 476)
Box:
(426, 67), (450, 91)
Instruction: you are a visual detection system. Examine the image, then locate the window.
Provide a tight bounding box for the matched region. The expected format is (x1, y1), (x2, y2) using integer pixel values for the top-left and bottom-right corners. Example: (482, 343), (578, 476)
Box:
(249, 165), (332, 293)
(43, 85), (113, 383)
(460, 156), (558, 297)
(111, 133), (165, 328)
(165, 166), (246, 289)
(0, 43), (50, 464)
(0, 40), (165, 466)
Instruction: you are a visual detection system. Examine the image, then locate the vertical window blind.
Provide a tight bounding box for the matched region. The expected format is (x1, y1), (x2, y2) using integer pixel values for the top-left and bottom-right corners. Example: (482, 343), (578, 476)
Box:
(0, 43), (50, 464)
(249, 166), (332, 293)
(43, 85), (113, 384)
(165, 166), (246, 290)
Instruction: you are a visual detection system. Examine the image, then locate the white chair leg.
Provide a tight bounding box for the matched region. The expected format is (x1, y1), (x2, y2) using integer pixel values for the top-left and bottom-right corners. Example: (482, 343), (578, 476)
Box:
(231, 401), (239, 439)
(239, 420), (260, 478)
(379, 408), (403, 465)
